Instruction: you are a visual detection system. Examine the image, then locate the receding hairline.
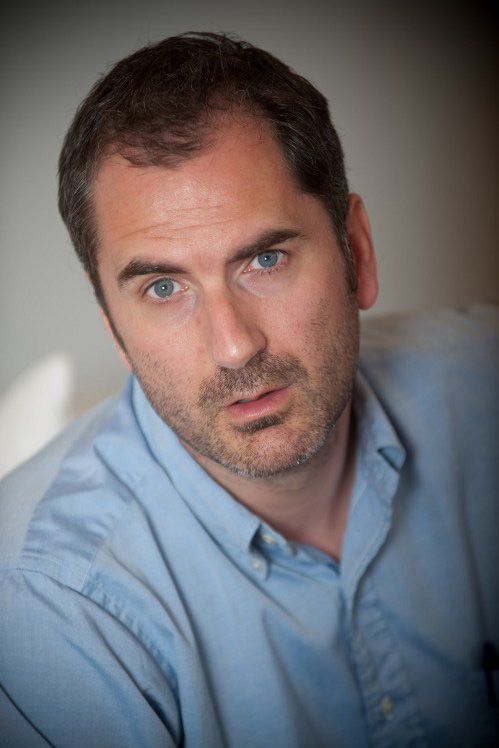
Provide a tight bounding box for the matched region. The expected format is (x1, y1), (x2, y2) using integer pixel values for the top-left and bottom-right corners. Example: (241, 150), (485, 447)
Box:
(58, 32), (353, 306)
(88, 109), (343, 277)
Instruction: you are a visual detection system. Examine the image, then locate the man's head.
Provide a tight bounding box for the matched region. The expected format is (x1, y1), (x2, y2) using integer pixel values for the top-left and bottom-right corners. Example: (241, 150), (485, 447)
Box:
(58, 32), (377, 479)
(58, 32), (354, 306)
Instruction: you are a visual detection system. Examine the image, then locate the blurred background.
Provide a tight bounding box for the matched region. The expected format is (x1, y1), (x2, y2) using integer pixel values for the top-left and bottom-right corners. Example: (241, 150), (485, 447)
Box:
(1, 0), (498, 431)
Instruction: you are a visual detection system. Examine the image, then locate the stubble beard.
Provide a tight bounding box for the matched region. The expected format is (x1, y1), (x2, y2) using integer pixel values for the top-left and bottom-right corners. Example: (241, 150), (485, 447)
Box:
(130, 297), (360, 479)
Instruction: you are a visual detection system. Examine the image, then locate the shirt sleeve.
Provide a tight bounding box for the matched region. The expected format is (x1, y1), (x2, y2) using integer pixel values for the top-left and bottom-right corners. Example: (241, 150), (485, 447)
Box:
(0, 568), (180, 747)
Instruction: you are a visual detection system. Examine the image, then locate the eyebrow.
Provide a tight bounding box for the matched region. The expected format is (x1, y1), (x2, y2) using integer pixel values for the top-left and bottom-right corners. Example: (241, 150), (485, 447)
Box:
(116, 229), (303, 289)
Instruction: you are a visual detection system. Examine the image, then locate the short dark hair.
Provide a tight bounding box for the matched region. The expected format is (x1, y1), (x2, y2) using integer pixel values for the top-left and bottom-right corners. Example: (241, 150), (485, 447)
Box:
(58, 31), (354, 305)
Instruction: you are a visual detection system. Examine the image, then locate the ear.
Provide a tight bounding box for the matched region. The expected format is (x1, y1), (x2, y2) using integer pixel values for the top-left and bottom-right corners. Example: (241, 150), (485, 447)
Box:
(346, 194), (378, 310)
(100, 308), (132, 372)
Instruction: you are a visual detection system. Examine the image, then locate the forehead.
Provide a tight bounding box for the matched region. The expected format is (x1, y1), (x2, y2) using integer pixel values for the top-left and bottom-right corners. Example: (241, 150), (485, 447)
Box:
(91, 118), (315, 251)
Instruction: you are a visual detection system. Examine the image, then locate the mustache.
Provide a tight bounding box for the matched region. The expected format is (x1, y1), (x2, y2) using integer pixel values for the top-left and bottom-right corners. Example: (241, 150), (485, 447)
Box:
(197, 352), (307, 408)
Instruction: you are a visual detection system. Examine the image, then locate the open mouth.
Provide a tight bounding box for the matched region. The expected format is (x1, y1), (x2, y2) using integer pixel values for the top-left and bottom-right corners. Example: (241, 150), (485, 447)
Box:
(226, 386), (290, 420)
(234, 390), (275, 405)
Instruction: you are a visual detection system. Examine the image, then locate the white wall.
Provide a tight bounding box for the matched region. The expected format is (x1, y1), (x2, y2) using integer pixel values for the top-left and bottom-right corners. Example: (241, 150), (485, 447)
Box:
(1, 0), (498, 409)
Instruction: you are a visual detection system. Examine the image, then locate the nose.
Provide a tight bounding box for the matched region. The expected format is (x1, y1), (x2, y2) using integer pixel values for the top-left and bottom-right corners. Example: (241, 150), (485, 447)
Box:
(203, 291), (266, 369)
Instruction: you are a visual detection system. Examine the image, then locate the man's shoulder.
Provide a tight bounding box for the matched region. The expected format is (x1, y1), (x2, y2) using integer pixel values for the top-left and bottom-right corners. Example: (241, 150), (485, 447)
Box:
(360, 303), (498, 380)
(360, 303), (498, 356)
(359, 303), (499, 448)
(0, 389), (136, 586)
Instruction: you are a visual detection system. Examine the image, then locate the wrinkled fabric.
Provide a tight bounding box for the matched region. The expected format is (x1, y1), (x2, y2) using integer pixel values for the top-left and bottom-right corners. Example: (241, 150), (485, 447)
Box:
(1, 306), (498, 747)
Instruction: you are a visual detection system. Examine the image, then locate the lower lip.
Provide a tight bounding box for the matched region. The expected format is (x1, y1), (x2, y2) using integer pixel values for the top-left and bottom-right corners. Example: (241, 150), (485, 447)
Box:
(226, 387), (290, 420)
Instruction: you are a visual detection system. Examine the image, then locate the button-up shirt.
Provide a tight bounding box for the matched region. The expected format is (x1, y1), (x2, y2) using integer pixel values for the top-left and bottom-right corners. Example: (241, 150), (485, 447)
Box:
(1, 306), (498, 747)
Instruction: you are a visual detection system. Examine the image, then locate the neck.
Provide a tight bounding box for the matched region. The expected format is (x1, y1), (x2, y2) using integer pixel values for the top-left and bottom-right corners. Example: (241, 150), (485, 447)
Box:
(189, 400), (356, 561)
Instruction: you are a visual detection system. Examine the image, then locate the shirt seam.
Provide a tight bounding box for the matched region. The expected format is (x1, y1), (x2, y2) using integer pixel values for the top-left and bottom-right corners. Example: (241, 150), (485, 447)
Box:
(2, 565), (179, 698)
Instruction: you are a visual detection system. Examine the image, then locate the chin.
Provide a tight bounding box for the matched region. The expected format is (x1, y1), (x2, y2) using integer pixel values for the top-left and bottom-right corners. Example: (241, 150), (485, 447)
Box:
(194, 418), (336, 479)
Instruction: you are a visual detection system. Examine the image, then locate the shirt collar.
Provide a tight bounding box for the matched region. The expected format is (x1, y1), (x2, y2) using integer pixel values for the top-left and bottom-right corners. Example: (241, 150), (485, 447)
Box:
(351, 367), (406, 513)
(354, 368), (406, 470)
(130, 377), (261, 558)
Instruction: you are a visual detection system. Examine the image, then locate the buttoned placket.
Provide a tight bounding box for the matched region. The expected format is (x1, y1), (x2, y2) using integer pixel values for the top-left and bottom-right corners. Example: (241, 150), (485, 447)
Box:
(248, 526), (297, 580)
(338, 446), (428, 748)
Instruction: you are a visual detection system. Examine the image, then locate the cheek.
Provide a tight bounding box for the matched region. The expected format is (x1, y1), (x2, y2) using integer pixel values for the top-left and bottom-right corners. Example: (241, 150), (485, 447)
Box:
(124, 322), (208, 395)
(129, 344), (204, 410)
(131, 337), (199, 375)
(269, 284), (341, 347)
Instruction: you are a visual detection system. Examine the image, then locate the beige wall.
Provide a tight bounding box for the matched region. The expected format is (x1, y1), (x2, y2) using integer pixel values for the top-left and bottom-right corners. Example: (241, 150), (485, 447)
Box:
(1, 0), (498, 408)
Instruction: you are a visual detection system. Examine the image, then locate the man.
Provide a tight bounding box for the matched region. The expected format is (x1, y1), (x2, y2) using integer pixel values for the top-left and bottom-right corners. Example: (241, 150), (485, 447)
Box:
(0, 32), (498, 748)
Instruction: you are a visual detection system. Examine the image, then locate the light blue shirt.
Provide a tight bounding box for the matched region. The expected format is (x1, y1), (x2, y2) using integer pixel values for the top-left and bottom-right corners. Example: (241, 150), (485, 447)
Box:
(1, 306), (498, 747)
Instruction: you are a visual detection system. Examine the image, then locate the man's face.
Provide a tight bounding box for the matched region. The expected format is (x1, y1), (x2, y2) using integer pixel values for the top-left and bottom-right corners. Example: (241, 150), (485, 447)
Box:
(95, 119), (376, 478)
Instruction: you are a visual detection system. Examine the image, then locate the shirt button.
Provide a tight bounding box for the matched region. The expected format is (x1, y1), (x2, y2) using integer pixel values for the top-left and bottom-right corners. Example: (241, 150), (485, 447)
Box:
(379, 696), (395, 718)
(251, 558), (264, 571)
(260, 533), (277, 545)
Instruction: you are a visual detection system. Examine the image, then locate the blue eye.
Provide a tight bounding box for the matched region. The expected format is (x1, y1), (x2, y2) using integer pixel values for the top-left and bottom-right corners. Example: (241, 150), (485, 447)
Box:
(256, 251), (279, 268)
(152, 278), (174, 297)
(247, 250), (284, 272)
(147, 277), (180, 299)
